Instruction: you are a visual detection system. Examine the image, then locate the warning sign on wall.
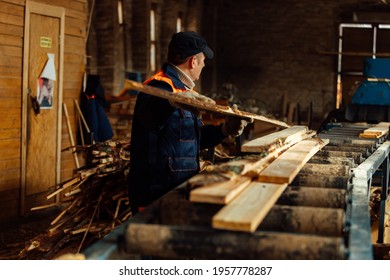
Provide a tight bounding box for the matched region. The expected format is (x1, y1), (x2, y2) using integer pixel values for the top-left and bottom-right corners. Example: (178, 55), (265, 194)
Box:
(40, 36), (52, 48)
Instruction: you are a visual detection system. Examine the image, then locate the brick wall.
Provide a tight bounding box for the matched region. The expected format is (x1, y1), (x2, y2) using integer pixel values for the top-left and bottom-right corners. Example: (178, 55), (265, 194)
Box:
(88, 0), (390, 125)
(202, 0), (390, 125)
(88, 0), (203, 95)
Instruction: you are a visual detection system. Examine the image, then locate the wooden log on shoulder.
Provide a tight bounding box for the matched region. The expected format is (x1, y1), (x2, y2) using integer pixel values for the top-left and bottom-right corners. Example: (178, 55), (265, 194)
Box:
(121, 79), (290, 128)
(124, 224), (347, 260)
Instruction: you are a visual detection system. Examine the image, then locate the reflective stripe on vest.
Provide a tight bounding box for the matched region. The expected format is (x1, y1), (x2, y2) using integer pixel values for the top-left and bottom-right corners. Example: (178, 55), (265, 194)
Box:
(144, 70), (186, 93)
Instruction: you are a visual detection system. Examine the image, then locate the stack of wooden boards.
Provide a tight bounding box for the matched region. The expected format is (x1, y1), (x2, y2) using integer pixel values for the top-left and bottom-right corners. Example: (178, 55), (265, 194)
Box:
(188, 125), (328, 232)
(359, 122), (390, 138)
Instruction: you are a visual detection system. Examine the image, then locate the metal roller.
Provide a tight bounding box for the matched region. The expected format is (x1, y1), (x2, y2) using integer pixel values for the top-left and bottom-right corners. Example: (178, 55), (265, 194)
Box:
(308, 155), (355, 167)
(322, 145), (370, 157)
(292, 173), (351, 189)
(277, 186), (347, 209)
(315, 150), (364, 164)
(260, 205), (346, 236)
(300, 163), (350, 177)
(125, 223), (347, 260)
(320, 137), (377, 147)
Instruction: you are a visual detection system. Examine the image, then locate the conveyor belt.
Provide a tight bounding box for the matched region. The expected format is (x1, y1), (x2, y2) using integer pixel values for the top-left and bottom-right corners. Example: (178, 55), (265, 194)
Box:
(82, 123), (390, 260)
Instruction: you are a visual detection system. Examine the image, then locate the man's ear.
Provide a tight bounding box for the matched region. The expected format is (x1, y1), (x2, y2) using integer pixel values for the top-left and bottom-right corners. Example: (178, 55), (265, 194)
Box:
(188, 55), (197, 69)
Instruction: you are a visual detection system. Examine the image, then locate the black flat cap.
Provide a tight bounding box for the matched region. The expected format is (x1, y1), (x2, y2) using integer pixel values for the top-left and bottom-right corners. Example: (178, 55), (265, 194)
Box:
(168, 31), (214, 59)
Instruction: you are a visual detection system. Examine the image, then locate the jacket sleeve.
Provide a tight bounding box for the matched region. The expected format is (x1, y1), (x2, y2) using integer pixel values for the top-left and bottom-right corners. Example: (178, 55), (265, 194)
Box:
(200, 123), (227, 149)
(135, 80), (175, 132)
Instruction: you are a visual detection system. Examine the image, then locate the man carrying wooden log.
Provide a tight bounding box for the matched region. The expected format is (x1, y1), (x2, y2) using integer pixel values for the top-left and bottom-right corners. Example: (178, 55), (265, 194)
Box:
(128, 31), (252, 214)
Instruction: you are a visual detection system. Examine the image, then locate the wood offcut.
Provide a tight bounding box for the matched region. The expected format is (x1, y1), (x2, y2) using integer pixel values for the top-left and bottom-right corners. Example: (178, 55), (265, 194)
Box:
(120, 79), (290, 128)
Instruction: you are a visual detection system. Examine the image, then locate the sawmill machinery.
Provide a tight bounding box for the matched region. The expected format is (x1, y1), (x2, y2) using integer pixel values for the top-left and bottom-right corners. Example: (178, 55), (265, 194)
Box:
(346, 58), (390, 123)
(82, 122), (390, 260)
(320, 58), (390, 129)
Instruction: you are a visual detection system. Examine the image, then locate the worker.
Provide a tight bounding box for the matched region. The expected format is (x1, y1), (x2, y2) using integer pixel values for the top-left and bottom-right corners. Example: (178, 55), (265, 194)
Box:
(128, 31), (252, 214)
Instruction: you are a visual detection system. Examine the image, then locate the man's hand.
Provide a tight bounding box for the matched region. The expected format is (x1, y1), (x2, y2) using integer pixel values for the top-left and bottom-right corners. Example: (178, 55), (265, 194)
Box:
(222, 104), (254, 137)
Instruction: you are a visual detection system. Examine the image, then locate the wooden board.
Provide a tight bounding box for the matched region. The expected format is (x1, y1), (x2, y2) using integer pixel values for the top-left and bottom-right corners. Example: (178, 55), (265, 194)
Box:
(359, 122), (389, 138)
(212, 182), (288, 232)
(189, 176), (251, 204)
(188, 131), (316, 204)
(121, 79), (290, 128)
(257, 138), (328, 184)
(241, 125), (308, 153)
(245, 130), (316, 176)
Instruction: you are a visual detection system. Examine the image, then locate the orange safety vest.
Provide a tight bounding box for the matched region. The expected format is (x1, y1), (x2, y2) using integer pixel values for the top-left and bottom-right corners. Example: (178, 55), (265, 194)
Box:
(144, 70), (187, 93)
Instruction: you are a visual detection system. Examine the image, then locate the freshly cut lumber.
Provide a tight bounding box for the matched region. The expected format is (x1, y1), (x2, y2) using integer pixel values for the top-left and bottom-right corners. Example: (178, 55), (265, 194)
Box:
(257, 138), (328, 184)
(203, 154), (267, 175)
(187, 171), (235, 189)
(199, 130), (316, 178)
(188, 132), (317, 204)
(120, 79), (290, 128)
(189, 176), (252, 204)
(359, 122), (389, 138)
(212, 182), (288, 232)
(188, 142), (295, 204)
(245, 130), (316, 176)
(187, 157), (262, 204)
(241, 125), (308, 153)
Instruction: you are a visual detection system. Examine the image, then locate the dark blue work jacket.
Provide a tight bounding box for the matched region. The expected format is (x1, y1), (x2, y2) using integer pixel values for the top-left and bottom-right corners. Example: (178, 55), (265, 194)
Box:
(128, 63), (226, 207)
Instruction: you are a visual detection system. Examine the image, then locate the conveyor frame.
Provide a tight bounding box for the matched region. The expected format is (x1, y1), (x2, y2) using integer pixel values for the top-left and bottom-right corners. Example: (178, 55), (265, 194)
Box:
(349, 141), (390, 259)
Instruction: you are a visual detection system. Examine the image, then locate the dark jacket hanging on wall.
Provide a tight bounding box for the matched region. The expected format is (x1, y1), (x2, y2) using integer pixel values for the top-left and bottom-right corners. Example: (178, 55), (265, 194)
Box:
(79, 74), (113, 144)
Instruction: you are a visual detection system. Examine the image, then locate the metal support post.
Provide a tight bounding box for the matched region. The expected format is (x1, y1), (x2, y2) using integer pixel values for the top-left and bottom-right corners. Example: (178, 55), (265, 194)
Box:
(377, 155), (389, 243)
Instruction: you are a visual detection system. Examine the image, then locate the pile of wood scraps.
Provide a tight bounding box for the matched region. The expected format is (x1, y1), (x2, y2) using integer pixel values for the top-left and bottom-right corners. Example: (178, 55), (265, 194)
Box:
(188, 125), (327, 233)
(4, 140), (132, 260)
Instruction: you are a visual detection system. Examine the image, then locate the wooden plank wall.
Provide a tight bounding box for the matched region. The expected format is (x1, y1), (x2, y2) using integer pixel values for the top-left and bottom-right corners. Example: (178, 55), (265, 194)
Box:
(0, 0), (88, 222)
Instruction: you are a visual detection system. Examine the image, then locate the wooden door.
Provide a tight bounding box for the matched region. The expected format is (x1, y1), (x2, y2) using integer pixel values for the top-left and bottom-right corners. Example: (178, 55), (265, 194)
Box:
(21, 1), (65, 213)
